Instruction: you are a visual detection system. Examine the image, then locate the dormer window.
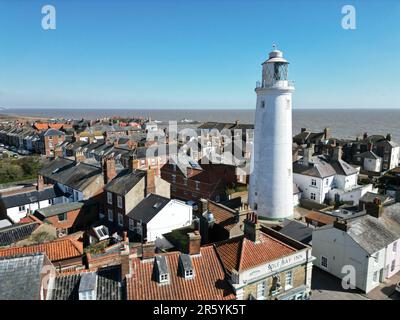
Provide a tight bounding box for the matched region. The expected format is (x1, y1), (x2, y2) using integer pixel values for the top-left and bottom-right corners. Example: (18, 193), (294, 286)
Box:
(179, 253), (194, 280)
(154, 255), (170, 284)
(160, 273), (169, 282)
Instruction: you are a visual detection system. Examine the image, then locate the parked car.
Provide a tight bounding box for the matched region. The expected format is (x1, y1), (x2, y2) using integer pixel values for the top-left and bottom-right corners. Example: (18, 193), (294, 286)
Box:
(396, 281), (400, 293)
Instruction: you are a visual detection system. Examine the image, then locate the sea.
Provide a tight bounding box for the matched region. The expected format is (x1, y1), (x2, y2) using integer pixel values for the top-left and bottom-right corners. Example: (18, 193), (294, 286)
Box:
(1, 108), (400, 142)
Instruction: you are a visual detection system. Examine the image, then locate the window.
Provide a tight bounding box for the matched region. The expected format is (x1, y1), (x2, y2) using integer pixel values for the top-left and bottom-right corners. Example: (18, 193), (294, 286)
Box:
(160, 274), (169, 283)
(172, 174), (176, 183)
(311, 179), (316, 186)
(325, 179), (329, 186)
(373, 271), (378, 282)
(19, 205), (26, 212)
(129, 219), (135, 231)
(321, 256), (328, 268)
(393, 242), (397, 252)
(375, 252), (380, 262)
(172, 164), (177, 171)
(108, 209), (113, 222)
(107, 192), (112, 205)
(257, 281), (267, 299)
(286, 98), (290, 110)
(285, 271), (293, 289)
(195, 181), (200, 191)
(117, 196), (123, 209)
(260, 100), (265, 108)
(185, 269), (194, 278)
(118, 213), (123, 226)
(183, 178), (188, 186)
(48, 199), (52, 205)
(391, 260), (396, 272)
(58, 213), (67, 222)
(311, 193), (316, 200)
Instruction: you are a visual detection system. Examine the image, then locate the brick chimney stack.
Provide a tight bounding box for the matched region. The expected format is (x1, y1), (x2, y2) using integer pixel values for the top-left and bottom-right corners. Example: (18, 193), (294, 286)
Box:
(366, 197), (384, 219)
(333, 218), (348, 231)
(244, 212), (261, 243)
(303, 144), (314, 166)
(367, 143), (373, 151)
(102, 155), (117, 184)
(141, 241), (156, 260)
(187, 231), (201, 255)
(37, 174), (44, 191)
(331, 146), (343, 161)
(128, 155), (139, 173)
(363, 132), (368, 140)
(324, 127), (331, 140)
(146, 168), (156, 195)
(74, 148), (85, 163)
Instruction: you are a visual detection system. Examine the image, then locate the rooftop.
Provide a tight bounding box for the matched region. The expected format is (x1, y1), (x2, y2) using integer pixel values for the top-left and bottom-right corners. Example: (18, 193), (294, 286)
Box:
(126, 247), (235, 300)
(0, 238), (84, 262)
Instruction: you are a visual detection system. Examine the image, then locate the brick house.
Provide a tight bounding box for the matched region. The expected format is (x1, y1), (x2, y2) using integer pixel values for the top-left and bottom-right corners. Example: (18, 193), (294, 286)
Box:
(160, 154), (238, 204)
(213, 213), (314, 300)
(34, 201), (98, 235)
(40, 128), (65, 157)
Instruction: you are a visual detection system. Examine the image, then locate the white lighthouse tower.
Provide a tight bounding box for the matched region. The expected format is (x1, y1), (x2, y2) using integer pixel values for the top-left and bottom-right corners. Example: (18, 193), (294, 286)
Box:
(248, 47), (294, 220)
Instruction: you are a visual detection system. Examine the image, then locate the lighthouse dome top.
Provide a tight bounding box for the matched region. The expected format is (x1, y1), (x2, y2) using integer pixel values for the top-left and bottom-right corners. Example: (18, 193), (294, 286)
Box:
(263, 49), (289, 64)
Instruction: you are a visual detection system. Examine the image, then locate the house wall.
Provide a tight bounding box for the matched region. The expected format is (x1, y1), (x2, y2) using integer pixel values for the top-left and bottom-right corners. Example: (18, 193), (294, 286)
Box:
(312, 227), (385, 293)
(363, 157), (382, 172)
(241, 264), (307, 300)
(146, 200), (193, 242)
(385, 240), (400, 279)
(124, 178), (146, 214)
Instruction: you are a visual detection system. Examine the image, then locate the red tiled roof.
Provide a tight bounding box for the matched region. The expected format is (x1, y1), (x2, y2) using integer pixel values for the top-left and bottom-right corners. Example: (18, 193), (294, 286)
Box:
(0, 238), (84, 262)
(18, 215), (43, 224)
(48, 123), (63, 130)
(127, 247), (235, 300)
(208, 201), (238, 232)
(33, 123), (49, 130)
(214, 232), (296, 272)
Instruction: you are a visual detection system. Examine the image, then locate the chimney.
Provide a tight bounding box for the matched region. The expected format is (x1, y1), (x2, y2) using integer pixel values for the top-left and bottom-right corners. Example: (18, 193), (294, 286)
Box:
(324, 127), (331, 140)
(386, 133), (392, 141)
(367, 143), (373, 151)
(54, 147), (63, 158)
(333, 219), (348, 232)
(37, 175), (44, 191)
(303, 145), (314, 166)
(187, 231), (201, 255)
(146, 168), (156, 195)
(102, 155), (117, 184)
(235, 120), (239, 126)
(366, 197), (384, 218)
(74, 148), (85, 163)
(332, 146), (343, 161)
(363, 132), (368, 140)
(243, 212), (261, 243)
(128, 155), (139, 172)
(141, 241), (156, 260)
(200, 199), (208, 214)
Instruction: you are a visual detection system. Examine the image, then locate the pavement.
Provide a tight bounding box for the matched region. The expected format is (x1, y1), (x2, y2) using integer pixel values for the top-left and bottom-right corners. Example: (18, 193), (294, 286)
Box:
(311, 267), (400, 300)
(311, 267), (369, 300)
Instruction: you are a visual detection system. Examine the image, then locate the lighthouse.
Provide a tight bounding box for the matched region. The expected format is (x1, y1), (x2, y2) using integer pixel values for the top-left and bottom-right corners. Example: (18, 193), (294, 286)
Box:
(248, 47), (294, 220)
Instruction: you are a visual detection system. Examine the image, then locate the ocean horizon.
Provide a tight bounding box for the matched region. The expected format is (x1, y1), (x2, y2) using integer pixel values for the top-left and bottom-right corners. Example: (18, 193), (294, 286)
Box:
(1, 107), (400, 142)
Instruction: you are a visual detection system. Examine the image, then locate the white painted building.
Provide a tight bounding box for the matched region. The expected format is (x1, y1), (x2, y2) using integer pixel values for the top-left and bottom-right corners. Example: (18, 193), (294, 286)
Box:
(249, 48), (294, 220)
(293, 148), (374, 205)
(127, 194), (192, 246)
(0, 186), (65, 223)
(312, 202), (400, 293)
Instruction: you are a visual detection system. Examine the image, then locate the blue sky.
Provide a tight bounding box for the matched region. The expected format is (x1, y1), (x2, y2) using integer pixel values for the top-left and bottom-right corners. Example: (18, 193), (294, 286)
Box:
(0, 0), (399, 109)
